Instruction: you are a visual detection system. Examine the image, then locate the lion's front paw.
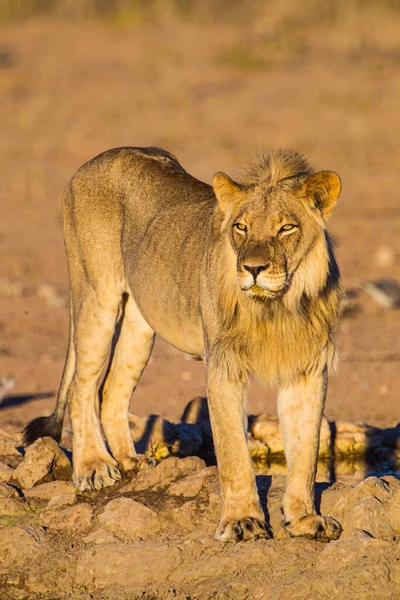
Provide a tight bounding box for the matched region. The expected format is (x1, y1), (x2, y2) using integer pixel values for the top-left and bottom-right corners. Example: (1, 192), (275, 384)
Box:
(284, 514), (342, 542)
(214, 517), (270, 543)
(74, 458), (122, 492)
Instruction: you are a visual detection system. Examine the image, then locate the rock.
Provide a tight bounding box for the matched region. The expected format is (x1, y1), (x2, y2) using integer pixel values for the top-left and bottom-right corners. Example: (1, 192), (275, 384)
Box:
(0, 525), (45, 571)
(320, 476), (398, 539)
(0, 482), (19, 498)
(76, 542), (181, 590)
(0, 496), (28, 516)
(129, 413), (202, 460)
(98, 497), (160, 541)
(358, 279), (400, 309)
(248, 437), (270, 462)
(249, 414), (331, 457)
(374, 245), (395, 267)
(181, 397), (215, 462)
(0, 376), (15, 402)
(181, 396), (210, 425)
(0, 429), (22, 457)
(167, 467), (216, 498)
(47, 491), (77, 510)
(83, 528), (119, 545)
(334, 422), (385, 456)
(128, 456), (206, 492)
(317, 529), (392, 572)
(41, 502), (93, 532)
(12, 437), (72, 489)
(23, 479), (76, 500)
(36, 283), (67, 308)
(0, 462), (14, 483)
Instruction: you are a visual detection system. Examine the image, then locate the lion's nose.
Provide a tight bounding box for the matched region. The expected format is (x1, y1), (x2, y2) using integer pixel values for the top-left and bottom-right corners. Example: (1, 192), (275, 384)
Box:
(243, 263), (270, 280)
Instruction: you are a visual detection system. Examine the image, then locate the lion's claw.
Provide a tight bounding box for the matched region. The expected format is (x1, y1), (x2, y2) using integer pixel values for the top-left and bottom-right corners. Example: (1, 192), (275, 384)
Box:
(214, 517), (270, 543)
(284, 514), (342, 542)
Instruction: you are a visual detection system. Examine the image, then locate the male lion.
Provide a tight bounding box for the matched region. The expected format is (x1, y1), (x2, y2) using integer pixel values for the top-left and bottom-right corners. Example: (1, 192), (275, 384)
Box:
(25, 146), (343, 542)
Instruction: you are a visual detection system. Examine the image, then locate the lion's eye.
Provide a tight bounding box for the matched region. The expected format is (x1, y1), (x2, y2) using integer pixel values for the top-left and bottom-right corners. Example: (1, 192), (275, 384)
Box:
(233, 223), (247, 234)
(280, 224), (297, 235)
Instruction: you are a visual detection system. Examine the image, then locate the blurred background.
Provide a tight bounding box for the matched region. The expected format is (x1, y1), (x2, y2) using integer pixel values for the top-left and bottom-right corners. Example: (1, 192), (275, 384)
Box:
(1, 0), (400, 434)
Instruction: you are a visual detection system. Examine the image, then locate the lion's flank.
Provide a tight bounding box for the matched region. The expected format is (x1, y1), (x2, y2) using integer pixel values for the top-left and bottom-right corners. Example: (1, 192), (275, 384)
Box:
(240, 149), (313, 189)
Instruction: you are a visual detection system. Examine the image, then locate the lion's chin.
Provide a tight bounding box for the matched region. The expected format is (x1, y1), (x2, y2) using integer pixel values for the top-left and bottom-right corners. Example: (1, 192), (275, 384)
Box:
(244, 284), (287, 300)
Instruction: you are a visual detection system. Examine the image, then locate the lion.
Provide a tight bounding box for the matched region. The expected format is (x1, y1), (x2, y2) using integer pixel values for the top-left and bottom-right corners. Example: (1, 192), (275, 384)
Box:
(24, 146), (343, 543)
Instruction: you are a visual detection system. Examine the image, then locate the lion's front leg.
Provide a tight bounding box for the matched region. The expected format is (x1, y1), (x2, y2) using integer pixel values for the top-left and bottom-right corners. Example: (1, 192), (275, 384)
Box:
(206, 361), (268, 542)
(277, 369), (341, 542)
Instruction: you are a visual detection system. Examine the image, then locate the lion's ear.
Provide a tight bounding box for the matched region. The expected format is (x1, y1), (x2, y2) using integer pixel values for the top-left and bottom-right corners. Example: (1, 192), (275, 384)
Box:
(213, 172), (243, 214)
(300, 171), (341, 220)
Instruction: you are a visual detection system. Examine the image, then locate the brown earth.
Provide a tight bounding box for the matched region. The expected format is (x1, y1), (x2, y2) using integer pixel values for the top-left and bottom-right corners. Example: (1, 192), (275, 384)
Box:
(1, 8), (400, 435)
(0, 433), (399, 600)
(0, 5), (400, 598)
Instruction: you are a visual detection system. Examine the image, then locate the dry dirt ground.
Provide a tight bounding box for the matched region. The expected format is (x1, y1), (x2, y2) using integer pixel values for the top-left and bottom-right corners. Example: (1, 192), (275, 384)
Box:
(0, 432), (400, 600)
(0, 5), (400, 599)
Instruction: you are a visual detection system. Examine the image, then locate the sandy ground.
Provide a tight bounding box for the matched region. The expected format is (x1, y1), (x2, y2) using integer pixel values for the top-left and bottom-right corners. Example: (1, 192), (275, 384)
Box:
(1, 12), (400, 434)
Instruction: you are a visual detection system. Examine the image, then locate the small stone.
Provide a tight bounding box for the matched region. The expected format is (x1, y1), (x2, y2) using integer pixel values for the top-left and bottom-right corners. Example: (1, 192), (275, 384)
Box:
(23, 480), (76, 501)
(374, 245), (395, 267)
(41, 502), (93, 532)
(98, 497), (160, 541)
(0, 429), (22, 457)
(0, 482), (19, 498)
(36, 283), (66, 308)
(334, 422), (384, 456)
(13, 437), (72, 489)
(129, 456), (206, 492)
(0, 462), (14, 483)
(47, 492), (77, 510)
(0, 376), (15, 402)
(167, 467), (214, 497)
(129, 413), (202, 460)
(0, 496), (28, 516)
(82, 528), (119, 545)
(249, 414), (331, 457)
(0, 525), (45, 570)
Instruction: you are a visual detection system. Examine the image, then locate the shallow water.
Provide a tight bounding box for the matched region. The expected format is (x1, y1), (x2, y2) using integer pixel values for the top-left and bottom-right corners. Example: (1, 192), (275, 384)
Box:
(253, 452), (400, 485)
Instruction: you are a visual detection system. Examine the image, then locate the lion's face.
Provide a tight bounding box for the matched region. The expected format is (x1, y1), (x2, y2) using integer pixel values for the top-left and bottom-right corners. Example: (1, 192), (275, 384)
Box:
(213, 169), (341, 300)
(229, 189), (321, 299)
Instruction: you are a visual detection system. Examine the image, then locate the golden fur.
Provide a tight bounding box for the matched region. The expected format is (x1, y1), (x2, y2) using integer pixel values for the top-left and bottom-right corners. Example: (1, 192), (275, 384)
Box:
(24, 146), (343, 543)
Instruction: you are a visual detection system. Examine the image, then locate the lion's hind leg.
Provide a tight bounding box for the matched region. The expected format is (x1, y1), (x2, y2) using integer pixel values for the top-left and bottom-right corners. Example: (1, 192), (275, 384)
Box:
(70, 286), (123, 491)
(100, 293), (155, 473)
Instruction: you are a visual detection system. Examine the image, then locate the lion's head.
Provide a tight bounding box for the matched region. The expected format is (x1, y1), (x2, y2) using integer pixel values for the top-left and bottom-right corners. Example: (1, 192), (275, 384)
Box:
(213, 150), (341, 301)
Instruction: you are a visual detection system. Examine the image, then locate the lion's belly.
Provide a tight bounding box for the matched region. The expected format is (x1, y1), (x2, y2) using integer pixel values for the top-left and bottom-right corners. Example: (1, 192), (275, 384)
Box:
(148, 312), (204, 357)
(135, 298), (205, 356)
(126, 265), (205, 357)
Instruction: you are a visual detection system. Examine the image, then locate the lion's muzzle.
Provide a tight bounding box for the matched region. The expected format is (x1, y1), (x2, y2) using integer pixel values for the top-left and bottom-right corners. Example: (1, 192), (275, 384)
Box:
(240, 262), (287, 295)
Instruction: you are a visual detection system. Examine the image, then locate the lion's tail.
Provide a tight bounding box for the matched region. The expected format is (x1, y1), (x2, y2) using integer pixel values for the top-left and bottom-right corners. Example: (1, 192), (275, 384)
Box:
(23, 294), (75, 446)
(23, 407), (65, 445)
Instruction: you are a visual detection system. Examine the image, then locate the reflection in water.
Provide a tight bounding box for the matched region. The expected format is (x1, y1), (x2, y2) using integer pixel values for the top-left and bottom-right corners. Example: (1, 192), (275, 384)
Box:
(253, 452), (400, 485)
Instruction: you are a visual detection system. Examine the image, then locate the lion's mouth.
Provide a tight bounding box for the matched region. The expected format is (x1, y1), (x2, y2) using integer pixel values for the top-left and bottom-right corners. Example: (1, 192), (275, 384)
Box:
(242, 275), (293, 299)
(245, 285), (285, 300)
